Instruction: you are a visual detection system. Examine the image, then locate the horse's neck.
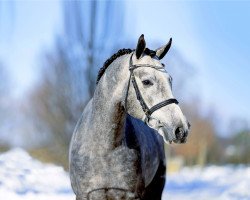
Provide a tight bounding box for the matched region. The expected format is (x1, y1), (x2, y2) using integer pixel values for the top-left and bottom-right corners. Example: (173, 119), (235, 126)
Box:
(88, 58), (129, 152)
(91, 95), (126, 149)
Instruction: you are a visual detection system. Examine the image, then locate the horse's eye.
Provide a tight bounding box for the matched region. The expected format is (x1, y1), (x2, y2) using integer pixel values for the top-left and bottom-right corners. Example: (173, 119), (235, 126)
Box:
(142, 80), (153, 86)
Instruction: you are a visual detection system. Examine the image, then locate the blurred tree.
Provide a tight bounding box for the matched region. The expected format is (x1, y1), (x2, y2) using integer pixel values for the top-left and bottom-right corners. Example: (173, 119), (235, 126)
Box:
(0, 63), (8, 104)
(225, 128), (250, 164)
(61, 1), (124, 97)
(0, 62), (11, 151)
(28, 1), (125, 168)
(0, 1), (14, 151)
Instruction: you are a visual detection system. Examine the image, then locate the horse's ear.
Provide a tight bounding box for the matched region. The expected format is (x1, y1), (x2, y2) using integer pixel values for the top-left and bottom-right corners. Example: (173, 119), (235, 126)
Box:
(155, 38), (172, 60)
(136, 34), (146, 59)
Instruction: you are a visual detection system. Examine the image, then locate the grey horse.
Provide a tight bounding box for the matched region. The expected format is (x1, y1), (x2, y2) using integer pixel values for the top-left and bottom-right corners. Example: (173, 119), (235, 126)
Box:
(69, 35), (190, 200)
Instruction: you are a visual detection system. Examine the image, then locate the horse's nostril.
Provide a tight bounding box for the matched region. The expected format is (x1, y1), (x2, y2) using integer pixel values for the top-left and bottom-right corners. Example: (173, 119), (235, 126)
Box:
(188, 121), (191, 129)
(175, 127), (184, 140)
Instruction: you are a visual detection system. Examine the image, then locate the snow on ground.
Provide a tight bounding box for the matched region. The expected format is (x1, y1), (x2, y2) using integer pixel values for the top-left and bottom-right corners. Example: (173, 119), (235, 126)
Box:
(0, 149), (249, 200)
(0, 148), (74, 200)
(163, 166), (250, 200)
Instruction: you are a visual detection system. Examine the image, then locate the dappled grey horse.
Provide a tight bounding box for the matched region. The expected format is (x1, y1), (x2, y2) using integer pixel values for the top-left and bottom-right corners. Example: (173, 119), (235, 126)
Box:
(69, 35), (190, 200)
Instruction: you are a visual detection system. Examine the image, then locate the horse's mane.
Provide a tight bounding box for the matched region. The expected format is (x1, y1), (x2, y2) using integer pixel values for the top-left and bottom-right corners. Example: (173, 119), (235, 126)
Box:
(96, 48), (133, 84)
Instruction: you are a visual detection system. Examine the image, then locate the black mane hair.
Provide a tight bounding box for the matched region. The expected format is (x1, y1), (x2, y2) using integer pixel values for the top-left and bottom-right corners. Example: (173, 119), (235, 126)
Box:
(96, 48), (133, 84)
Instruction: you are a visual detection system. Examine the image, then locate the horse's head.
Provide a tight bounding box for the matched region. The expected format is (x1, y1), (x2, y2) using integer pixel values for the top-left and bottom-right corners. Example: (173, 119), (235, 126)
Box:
(125, 34), (190, 144)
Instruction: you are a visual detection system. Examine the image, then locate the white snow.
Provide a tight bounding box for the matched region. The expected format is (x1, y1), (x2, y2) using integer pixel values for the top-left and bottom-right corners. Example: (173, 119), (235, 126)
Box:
(163, 165), (250, 200)
(0, 148), (249, 200)
(0, 148), (74, 200)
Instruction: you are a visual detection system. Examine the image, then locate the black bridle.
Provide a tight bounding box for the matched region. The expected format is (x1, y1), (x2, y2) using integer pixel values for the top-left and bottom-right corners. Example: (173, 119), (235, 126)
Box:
(125, 53), (179, 122)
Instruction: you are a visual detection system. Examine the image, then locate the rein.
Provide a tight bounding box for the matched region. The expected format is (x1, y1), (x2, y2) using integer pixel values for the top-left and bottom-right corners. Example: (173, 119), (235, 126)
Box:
(125, 53), (179, 122)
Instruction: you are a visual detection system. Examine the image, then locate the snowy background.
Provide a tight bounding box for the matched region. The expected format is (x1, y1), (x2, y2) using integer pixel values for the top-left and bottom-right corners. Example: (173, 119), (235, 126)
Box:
(0, 149), (249, 200)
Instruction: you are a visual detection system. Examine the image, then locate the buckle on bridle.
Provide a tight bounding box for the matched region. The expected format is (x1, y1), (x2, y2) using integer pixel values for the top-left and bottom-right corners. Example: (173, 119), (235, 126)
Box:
(144, 109), (150, 116)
